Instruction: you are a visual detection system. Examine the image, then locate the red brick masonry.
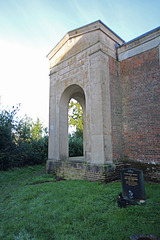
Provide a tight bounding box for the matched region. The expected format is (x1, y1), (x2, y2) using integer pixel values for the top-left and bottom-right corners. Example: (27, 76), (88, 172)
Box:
(120, 47), (160, 164)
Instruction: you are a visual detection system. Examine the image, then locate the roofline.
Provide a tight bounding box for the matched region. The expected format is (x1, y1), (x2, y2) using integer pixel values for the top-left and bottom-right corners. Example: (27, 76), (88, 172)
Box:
(68, 20), (125, 43)
(98, 20), (125, 42)
(120, 25), (160, 47)
(46, 32), (69, 59)
(47, 20), (125, 60)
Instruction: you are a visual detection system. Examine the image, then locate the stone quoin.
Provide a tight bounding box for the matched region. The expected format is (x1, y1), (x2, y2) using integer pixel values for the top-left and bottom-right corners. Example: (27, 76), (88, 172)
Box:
(46, 20), (160, 182)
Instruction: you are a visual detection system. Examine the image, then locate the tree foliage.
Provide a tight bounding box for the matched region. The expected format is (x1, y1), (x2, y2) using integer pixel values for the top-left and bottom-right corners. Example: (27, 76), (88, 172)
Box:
(69, 130), (83, 157)
(68, 100), (83, 131)
(68, 99), (83, 157)
(0, 105), (48, 170)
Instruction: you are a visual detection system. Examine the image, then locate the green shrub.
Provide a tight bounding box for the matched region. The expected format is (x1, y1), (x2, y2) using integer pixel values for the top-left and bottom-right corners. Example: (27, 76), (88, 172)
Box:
(0, 105), (48, 170)
(69, 130), (83, 157)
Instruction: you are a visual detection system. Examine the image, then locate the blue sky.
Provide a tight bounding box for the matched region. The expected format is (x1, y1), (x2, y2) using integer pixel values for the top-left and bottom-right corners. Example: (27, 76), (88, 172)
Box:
(0, 0), (159, 126)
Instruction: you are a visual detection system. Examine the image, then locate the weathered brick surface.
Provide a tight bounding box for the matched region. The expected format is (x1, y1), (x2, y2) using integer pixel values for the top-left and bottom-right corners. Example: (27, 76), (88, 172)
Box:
(120, 47), (160, 164)
(47, 160), (126, 182)
(124, 161), (160, 183)
(109, 56), (123, 160)
(47, 159), (160, 183)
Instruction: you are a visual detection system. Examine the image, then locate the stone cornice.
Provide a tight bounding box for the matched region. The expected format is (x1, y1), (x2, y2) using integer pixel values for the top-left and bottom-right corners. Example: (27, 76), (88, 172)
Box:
(118, 26), (160, 61)
(47, 20), (125, 61)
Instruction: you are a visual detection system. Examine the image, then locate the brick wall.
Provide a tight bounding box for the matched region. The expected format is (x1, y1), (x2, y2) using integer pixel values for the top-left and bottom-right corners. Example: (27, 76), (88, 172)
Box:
(47, 160), (126, 182)
(109, 56), (124, 161)
(120, 46), (160, 164)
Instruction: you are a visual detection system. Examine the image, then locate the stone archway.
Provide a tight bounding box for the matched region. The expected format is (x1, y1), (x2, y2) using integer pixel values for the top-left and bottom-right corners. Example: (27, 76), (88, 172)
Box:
(59, 84), (86, 160)
(46, 20), (160, 181)
(46, 20), (124, 180)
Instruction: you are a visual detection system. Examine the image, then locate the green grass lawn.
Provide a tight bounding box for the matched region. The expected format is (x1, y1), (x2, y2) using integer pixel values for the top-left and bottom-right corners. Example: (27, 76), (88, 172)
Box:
(0, 165), (160, 240)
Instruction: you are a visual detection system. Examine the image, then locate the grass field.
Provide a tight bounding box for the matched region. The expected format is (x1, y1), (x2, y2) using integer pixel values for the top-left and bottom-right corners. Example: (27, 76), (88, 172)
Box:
(0, 165), (160, 240)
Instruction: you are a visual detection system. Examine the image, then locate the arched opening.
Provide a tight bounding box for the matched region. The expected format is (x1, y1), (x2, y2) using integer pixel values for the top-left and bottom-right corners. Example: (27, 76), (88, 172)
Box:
(68, 98), (83, 157)
(59, 84), (86, 160)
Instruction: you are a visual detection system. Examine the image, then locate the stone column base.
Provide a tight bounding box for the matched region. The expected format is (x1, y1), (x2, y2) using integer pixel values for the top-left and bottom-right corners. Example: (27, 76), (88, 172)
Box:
(46, 159), (125, 182)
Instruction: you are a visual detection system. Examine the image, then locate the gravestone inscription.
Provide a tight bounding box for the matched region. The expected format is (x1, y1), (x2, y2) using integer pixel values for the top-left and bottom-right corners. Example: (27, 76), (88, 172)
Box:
(118, 168), (146, 207)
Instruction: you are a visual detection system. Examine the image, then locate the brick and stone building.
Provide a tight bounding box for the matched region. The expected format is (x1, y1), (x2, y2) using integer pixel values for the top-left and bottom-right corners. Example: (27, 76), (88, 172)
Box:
(46, 20), (160, 182)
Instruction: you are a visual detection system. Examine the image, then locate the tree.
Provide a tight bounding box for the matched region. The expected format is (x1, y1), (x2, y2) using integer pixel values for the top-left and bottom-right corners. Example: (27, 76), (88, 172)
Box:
(0, 104), (48, 170)
(68, 132), (83, 157)
(16, 116), (48, 167)
(68, 99), (83, 157)
(31, 118), (43, 141)
(0, 105), (20, 169)
(16, 115), (32, 142)
(68, 99), (83, 132)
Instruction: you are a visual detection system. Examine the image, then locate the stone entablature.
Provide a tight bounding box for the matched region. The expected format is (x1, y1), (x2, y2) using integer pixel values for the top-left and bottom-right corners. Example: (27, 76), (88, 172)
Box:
(118, 26), (160, 61)
(47, 20), (124, 69)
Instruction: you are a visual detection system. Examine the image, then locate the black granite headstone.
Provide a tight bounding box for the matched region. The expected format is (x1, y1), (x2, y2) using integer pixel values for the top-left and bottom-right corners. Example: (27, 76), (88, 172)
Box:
(120, 168), (146, 203)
